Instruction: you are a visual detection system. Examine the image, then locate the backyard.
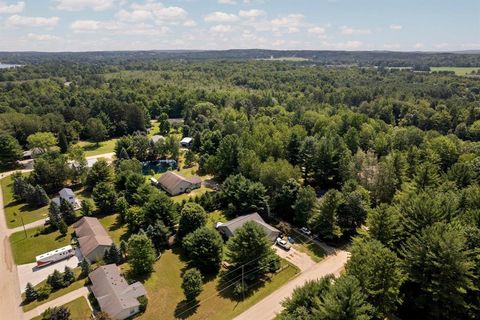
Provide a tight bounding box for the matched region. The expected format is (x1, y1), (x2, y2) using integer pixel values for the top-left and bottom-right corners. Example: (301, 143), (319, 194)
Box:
(74, 139), (117, 157)
(30, 296), (92, 320)
(138, 249), (299, 320)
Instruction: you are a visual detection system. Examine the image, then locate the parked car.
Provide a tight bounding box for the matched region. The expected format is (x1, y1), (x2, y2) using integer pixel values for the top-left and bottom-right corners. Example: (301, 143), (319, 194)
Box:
(300, 227), (312, 236)
(276, 238), (291, 251)
(288, 236), (295, 244)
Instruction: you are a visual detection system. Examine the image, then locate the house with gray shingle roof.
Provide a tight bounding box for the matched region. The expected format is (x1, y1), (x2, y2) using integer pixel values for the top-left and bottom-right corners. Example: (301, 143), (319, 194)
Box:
(89, 264), (147, 320)
(157, 171), (202, 196)
(216, 213), (281, 242)
(73, 217), (113, 262)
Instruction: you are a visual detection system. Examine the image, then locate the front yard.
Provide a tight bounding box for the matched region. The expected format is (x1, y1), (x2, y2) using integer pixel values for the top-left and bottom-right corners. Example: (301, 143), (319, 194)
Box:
(30, 296), (92, 320)
(1, 176), (49, 228)
(289, 230), (326, 263)
(74, 139), (117, 157)
(138, 249), (299, 320)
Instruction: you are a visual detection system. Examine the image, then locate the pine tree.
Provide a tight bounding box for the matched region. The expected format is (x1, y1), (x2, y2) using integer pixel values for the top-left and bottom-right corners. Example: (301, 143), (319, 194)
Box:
(47, 270), (65, 290)
(58, 130), (69, 154)
(48, 202), (61, 229)
(33, 185), (49, 207)
(63, 266), (75, 285)
(80, 259), (91, 278)
(58, 220), (68, 236)
(118, 147), (129, 160)
(25, 282), (38, 302)
(60, 198), (75, 224)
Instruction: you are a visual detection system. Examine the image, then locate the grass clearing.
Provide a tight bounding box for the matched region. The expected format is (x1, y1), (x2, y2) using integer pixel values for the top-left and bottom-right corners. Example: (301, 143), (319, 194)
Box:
(10, 226), (74, 265)
(98, 213), (129, 244)
(430, 67), (480, 76)
(74, 139), (117, 157)
(289, 230), (326, 263)
(30, 296), (92, 320)
(22, 268), (87, 312)
(1, 175), (49, 229)
(138, 249), (299, 320)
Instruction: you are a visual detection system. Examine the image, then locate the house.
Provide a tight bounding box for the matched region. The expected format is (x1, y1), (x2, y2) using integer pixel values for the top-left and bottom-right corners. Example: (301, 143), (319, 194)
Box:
(52, 188), (80, 209)
(89, 264), (147, 320)
(157, 171), (202, 196)
(73, 217), (113, 262)
(217, 213), (281, 242)
(151, 135), (165, 144)
(22, 148), (44, 160)
(180, 137), (193, 148)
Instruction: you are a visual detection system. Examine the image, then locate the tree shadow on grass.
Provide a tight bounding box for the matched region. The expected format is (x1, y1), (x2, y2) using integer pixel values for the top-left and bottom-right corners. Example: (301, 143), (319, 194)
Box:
(174, 299), (199, 319)
(216, 269), (272, 302)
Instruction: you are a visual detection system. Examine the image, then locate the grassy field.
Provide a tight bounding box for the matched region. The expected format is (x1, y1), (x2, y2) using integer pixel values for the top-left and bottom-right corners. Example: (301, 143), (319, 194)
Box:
(74, 139), (117, 157)
(10, 225), (74, 265)
(289, 230), (326, 263)
(430, 67), (480, 76)
(30, 296), (92, 320)
(22, 268), (87, 312)
(1, 176), (49, 229)
(138, 249), (299, 320)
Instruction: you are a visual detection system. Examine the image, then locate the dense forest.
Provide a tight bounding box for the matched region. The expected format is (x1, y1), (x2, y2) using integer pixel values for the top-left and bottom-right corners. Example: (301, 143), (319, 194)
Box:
(1, 56), (480, 319)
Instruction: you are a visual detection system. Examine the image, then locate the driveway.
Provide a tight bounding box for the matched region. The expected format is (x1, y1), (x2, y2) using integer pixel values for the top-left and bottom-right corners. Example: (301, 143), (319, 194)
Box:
(233, 247), (349, 320)
(17, 248), (82, 292)
(273, 245), (316, 272)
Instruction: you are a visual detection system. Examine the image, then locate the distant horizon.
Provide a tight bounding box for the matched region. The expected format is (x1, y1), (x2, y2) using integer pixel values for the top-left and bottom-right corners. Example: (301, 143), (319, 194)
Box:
(0, 0), (478, 52)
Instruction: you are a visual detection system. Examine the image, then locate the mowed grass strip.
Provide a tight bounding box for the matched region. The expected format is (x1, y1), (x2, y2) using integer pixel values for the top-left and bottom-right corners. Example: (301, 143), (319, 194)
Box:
(10, 226), (74, 265)
(430, 66), (480, 76)
(1, 176), (49, 229)
(22, 268), (87, 312)
(290, 229), (327, 263)
(138, 249), (299, 320)
(30, 296), (92, 320)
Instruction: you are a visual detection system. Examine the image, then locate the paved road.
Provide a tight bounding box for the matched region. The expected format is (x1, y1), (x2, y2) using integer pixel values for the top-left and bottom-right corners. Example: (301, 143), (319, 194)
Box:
(0, 176), (24, 319)
(233, 248), (349, 320)
(23, 287), (90, 320)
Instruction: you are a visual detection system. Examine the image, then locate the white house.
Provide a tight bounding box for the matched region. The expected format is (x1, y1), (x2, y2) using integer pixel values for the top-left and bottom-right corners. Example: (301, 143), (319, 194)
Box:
(180, 137), (193, 148)
(52, 188), (80, 210)
(89, 264), (147, 320)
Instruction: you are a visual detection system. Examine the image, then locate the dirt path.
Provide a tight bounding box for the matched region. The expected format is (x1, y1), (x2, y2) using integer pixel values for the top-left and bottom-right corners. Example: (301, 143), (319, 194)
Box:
(0, 177), (24, 319)
(233, 248), (349, 320)
(23, 287), (90, 320)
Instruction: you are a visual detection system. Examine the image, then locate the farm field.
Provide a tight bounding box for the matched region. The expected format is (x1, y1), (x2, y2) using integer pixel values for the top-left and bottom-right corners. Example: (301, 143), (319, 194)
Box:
(430, 66), (479, 75)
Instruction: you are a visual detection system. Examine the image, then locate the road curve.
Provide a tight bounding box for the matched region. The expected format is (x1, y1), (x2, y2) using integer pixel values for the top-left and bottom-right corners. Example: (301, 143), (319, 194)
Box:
(233, 249), (349, 320)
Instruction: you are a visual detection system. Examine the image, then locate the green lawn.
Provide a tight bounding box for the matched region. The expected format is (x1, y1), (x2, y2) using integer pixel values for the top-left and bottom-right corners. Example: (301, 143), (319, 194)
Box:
(1, 176), (49, 229)
(74, 139), (117, 157)
(22, 268), (87, 312)
(10, 226), (74, 265)
(289, 230), (326, 263)
(99, 213), (129, 244)
(31, 296), (91, 320)
(138, 249), (299, 320)
(207, 210), (227, 229)
(430, 67), (480, 76)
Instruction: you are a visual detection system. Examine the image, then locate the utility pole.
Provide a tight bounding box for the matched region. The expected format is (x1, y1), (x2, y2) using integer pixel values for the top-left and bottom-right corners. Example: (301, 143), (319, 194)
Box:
(20, 213), (27, 238)
(241, 264), (245, 301)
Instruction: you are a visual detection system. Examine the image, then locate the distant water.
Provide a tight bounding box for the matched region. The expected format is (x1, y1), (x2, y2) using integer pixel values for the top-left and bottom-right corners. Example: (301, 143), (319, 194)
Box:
(0, 63), (22, 69)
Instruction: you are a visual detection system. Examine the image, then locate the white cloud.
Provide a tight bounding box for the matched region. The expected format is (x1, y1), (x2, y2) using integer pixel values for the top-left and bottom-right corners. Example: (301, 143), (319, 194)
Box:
(383, 43), (401, 49)
(270, 14), (304, 33)
(210, 24), (233, 33)
(183, 20), (196, 27)
(389, 24), (402, 30)
(414, 42), (425, 49)
(6, 15), (59, 27)
(340, 26), (371, 35)
(27, 33), (60, 41)
(434, 42), (449, 49)
(126, 2), (187, 22)
(238, 9), (264, 18)
(0, 1), (25, 14)
(308, 26), (327, 38)
(116, 9), (152, 23)
(54, 0), (115, 11)
(218, 0), (236, 4)
(71, 19), (119, 32)
(321, 40), (363, 49)
(204, 11), (239, 22)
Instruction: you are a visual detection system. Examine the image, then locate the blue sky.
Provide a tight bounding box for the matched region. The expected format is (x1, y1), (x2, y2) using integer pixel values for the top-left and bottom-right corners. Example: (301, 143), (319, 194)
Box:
(0, 0), (478, 51)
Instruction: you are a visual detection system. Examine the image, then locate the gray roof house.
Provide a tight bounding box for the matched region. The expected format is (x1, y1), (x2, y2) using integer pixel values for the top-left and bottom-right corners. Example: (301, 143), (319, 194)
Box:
(217, 213), (281, 242)
(89, 264), (147, 320)
(52, 188), (80, 209)
(73, 217), (113, 262)
(151, 135), (165, 144)
(157, 171), (202, 196)
(180, 137), (193, 147)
